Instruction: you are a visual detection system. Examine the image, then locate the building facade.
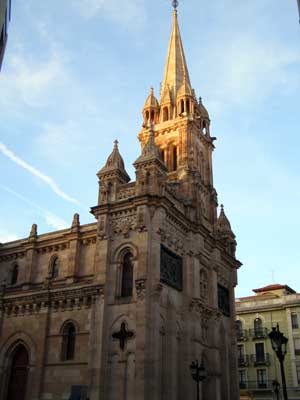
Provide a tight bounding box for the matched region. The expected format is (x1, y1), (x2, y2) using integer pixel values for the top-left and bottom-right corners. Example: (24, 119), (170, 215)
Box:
(236, 284), (300, 400)
(0, 6), (241, 400)
(0, 0), (11, 70)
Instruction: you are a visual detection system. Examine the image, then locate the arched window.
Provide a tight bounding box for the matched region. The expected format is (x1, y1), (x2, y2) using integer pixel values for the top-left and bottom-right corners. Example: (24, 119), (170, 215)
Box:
(162, 107), (169, 122)
(254, 318), (262, 336)
(49, 256), (59, 279)
(7, 345), (29, 400)
(186, 100), (190, 114)
(150, 110), (155, 122)
(236, 320), (243, 339)
(121, 253), (133, 297)
(10, 264), (19, 285)
(200, 269), (208, 301)
(61, 322), (76, 361)
(180, 99), (184, 114)
(172, 146), (177, 171)
(145, 110), (149, 122)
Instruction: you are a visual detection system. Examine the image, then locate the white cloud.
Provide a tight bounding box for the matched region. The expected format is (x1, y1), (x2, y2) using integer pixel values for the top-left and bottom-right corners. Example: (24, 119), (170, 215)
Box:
(0, 52), (66, 108)
(35, 120), (95, 167)
(72, 0), (146, 27)
(196, 35), (300, 114)
(0, 186), (69, 231)
(0, 142), (80, 205)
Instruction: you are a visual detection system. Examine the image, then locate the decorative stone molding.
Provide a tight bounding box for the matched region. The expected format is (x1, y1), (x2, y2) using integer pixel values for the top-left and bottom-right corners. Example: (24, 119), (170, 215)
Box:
(1, 284), (104, 317)
(189, 298), (221, 321)
(135, 279), (146, 300)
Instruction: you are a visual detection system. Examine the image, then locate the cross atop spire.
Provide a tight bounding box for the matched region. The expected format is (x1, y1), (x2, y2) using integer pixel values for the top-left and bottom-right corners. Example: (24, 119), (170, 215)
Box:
(160, 3), (192, 104)
(172, 0), (179, 10)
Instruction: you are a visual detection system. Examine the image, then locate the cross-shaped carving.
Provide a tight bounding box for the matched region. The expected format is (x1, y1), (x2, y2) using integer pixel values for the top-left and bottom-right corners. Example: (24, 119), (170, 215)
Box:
(112, 322), (134, 351)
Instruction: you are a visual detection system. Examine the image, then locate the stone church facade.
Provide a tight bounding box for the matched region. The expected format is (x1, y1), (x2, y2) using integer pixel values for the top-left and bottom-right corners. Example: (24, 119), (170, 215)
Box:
(0, 6), (241, 400)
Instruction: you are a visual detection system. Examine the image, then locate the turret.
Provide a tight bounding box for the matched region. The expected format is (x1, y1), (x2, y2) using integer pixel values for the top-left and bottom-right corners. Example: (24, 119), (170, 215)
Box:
(215, 205), (236, 256)
(134, 125), (167, 196)
(97, 140), (130, 204)
(142, 87), (160, 126)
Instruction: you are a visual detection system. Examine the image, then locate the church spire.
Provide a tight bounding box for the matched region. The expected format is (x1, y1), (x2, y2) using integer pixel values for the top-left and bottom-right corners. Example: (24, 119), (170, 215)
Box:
(160, 5), (192, 105)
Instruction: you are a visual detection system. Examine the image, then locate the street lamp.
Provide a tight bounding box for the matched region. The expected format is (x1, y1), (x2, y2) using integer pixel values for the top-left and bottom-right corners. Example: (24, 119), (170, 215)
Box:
(268, 324), (288, 400)
(272, 379), (280, 400)
(190, 359), (207, 400)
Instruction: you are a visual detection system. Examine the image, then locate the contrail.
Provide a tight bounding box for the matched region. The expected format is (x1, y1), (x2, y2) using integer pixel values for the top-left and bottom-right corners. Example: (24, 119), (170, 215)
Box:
(0, 141), (80, 205)
(1, 185), (69, 230)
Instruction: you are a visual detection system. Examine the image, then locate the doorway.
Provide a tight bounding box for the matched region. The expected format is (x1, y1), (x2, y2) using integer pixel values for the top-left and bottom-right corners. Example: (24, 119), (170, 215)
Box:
(6, 345), (29, 400)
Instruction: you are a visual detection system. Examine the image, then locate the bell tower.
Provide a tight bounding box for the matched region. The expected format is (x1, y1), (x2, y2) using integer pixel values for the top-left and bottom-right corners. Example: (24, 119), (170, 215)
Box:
(139, 5), (217, 226)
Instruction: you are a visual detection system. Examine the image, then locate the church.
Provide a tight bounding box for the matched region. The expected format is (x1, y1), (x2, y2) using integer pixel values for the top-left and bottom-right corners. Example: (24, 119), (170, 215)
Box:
(0, 4), (241, 400)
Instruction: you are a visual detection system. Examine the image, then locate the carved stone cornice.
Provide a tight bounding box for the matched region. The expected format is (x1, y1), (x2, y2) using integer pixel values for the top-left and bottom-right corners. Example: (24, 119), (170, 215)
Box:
(189, 298), (221, 320)
(135, 278), (146, 300)
(1, 284), (104, 316)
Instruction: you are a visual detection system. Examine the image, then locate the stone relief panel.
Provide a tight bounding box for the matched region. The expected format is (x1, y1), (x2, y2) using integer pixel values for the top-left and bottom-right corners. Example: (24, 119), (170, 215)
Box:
(160, 245), (183, 291)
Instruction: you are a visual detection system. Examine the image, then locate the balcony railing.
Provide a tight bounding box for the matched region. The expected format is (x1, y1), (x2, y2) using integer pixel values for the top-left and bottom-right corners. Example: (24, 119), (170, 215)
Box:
(237, 329), (248, 341)
(238, 355), (249, 367)
(239, 380), (273, 390)
(250, 353), (270, 366)
(249, 328), (268, 339)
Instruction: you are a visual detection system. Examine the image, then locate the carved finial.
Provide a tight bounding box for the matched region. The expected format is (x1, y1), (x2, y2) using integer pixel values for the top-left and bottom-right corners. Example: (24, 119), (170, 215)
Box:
(114, 139), (119, 148)
(172, 0), (179, 10)
(150, 87), (154, 95)
(72, 213), (80, 228)
(29, 223), (37, 238)
(199, 96), (203, 104)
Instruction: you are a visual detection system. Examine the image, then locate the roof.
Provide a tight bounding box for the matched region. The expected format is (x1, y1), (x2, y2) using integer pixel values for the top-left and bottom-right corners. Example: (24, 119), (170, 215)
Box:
(253, 284), (296, 294)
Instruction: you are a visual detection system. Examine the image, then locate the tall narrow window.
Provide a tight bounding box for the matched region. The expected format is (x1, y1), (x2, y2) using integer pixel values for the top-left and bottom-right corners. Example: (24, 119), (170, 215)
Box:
(172, 146), (177, 171)
(121, 253), (133, 297)
(255, 343), (265, 363)
(257, 369), (267, 388)
(186, 100), (190, 113)
(50, 256), (59, 279)
(200, 269), (208, 301)
(10, 264), (18, 285)
(180, 99), (184, 114)
(150, 110), (155, 122)
(61, 322), (76, 361)
(254, 318), (262, 336)
(236, 320), (243, 340)
(161, 150), (165, 163)
(163, 107), (169, 122)
(291, 313), (299, 329)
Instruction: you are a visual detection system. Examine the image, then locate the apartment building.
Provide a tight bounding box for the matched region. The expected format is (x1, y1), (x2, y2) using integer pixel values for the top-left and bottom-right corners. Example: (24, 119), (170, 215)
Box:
(236, 284), (300, 399)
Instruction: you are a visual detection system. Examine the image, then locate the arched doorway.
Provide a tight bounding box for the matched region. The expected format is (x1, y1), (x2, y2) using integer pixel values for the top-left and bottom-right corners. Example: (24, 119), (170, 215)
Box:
(6, 345), (29, 400)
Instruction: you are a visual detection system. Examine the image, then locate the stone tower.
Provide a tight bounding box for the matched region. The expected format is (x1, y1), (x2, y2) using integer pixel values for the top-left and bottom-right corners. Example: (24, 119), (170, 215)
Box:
(91, 5), (241, 400)
(0, 4), (241, 400)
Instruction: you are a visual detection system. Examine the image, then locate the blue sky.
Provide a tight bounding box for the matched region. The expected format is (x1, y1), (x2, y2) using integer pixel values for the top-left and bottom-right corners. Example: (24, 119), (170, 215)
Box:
(0, 0), (299, 297)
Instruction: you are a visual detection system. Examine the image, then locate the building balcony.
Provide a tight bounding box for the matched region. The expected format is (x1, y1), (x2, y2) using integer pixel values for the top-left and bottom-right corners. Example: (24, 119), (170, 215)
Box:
(238, 355), (249, 367)
(237, 329), (248, 341)
(249, 328), (268, 339)
(239, 380), (273, 390)
(250, 353), (270, 366)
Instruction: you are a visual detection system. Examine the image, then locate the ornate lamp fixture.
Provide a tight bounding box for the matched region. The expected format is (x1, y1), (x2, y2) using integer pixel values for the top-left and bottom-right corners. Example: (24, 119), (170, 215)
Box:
(268, 324), (289, 400)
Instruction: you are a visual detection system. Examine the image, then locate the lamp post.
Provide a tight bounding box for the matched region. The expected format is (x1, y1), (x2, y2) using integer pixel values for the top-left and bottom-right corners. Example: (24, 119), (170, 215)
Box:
(190, 359), (207, 400)
(272, 379), (280, 400)
(268, 324), (288, 400)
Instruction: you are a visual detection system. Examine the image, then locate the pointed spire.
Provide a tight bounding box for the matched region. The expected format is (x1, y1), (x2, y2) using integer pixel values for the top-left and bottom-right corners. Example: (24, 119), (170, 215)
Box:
(97, 140), (130, 183)
(29, 223), (37, 241)
(160, 6), (192, 103)
(135, 125), (166, 169)
(71, 213), (80, 232)
(216, 205), (234, 237)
